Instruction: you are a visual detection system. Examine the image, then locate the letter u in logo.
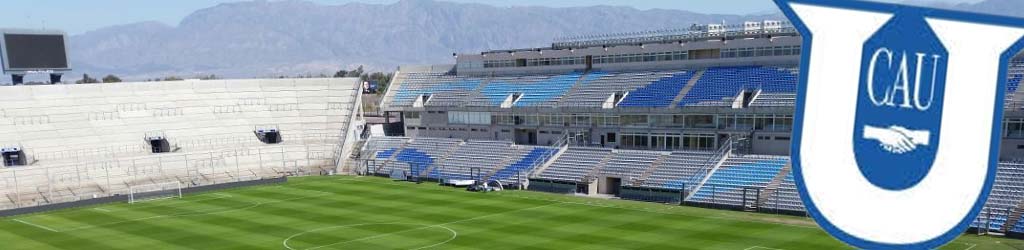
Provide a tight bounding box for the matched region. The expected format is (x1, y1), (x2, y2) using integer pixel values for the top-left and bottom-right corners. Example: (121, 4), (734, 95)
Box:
(776, 0), (1024, 249)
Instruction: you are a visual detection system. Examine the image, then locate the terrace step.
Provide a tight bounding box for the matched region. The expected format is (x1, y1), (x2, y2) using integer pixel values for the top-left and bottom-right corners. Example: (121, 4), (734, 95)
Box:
(685, 152), (730, 200)
(530, 144), (569, 179)
(635, 153), (670, 186)
(554, 70), (593, 107)
(1002, 200), (1024, 232)
(374, 139), (411, 174)
(670, 69), (706, 108)
(419, 141), (464, 179)
(482, 146), (527, 181)
(756, 162), (792, 207)
(583, 150), (616, 183)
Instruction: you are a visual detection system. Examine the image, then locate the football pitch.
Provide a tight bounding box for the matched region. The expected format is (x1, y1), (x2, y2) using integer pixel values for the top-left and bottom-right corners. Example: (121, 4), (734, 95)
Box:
(1, 176), (1020, 250)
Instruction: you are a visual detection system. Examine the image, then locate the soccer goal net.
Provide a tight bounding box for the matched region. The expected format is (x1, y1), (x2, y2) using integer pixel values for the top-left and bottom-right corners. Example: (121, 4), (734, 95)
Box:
(128, 181), (183, 204)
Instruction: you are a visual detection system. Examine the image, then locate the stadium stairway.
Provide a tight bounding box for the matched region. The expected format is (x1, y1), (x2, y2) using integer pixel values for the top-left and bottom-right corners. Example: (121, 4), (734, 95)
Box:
(374, 141), (410, 174)
(1003, 201), (1024, 232)
(461, 77), (493, 107)
(554, 70), (596, 107)
(418, 141), (464, 179)
(482, 147), (527, 181)
(685, 152), (731, 200)
(686, 155), (789, 206)
(756, 162), (793, 207)
(669, 69), (706, 108)
(634, 154), (670, 186)
(584, 151), (616, 183)
(488, 147), (559, 183)
(528, 144), (569, 179)
(341, 140), (368, 174)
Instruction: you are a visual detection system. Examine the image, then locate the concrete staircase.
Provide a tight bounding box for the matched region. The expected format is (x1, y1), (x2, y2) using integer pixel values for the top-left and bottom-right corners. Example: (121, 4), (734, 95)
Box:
(483, 147), (527, 181)
(529, 145), (569, 179)
(342, 140), (368, 174)
(635, 153), (670, 186)
(458, 76), (493, 107)
(756, 162), (793, 207)
(685, 152), (730, 200)
(670, 69), (706, 108)
(374, 140), (410, 174)
(554, 71), (593, 107)
(1002, 202), (1024, 233)
(419, 142), (465, 178)
(583, 151), (616, 183)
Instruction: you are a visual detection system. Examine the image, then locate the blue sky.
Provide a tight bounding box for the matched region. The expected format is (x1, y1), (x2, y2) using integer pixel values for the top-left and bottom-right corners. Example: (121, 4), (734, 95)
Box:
(2, 0), (984, 35)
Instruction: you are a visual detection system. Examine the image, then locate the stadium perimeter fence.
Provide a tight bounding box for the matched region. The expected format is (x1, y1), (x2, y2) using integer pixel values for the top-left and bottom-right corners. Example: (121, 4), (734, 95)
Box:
(0, 177), (286, 217)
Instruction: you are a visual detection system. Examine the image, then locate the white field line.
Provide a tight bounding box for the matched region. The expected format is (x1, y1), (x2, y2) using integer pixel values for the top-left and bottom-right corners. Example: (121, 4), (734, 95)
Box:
(281, 223), (458, 250)
(963, 243), (977, 250)
(93, 208), (111, 212)
(12, 218), (59, 232)
(336, 178), (821, 229)
(744, 246), (784, 250)
(304, 202), (558, 250)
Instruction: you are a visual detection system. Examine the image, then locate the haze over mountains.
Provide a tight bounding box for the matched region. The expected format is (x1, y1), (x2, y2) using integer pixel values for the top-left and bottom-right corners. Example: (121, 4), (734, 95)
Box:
(67, 0), (1022, 80)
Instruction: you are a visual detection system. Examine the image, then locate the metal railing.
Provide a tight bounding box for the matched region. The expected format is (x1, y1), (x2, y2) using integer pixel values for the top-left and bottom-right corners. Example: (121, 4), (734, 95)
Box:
(682, 136), (732, 195)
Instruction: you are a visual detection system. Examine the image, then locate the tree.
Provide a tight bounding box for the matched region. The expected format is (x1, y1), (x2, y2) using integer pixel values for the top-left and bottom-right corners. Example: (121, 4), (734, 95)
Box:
(76, 74), (99, 84)
(102, 74), (122, 83)
(333, 70), (348, 78)
(366, 72), (393, 93)
(346, 66), (364, 78)
(162, 76), (184, 81)
(198, 74), (219, 80)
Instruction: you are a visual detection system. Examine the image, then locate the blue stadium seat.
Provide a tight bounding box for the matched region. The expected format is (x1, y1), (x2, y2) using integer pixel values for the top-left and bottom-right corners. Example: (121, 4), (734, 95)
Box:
(618, 71), (696, 108)
(1009, 74), (1023, 93)
(678, 66), (797, 107)
(480, 72), (584, 107)
(491, 148), (557, 182)
(687, 157), (788, 206)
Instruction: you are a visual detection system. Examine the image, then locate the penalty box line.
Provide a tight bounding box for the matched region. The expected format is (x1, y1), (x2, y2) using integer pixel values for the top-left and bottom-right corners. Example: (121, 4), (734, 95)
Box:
(12, 218), (59, 232)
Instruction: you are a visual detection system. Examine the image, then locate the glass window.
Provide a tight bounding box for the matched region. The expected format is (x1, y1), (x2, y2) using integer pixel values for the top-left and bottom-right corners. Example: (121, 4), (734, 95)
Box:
(685, 115), (716, 129)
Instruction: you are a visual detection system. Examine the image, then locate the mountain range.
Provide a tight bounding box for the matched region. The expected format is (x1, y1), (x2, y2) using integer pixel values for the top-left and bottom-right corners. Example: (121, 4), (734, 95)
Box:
(67, 0), (1023, 80)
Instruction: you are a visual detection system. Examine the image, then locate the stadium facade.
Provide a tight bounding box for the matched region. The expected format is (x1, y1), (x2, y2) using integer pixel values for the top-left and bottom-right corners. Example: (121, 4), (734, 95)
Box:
(370, 21), (1024, 236)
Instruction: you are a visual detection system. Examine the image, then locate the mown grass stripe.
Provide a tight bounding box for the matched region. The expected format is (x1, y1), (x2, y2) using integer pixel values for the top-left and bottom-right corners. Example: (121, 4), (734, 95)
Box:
(0, 175), (1020, 250)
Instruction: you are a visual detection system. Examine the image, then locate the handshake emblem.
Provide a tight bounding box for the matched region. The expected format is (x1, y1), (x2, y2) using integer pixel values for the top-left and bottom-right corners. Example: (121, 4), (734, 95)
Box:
(863, 125), (931, 154)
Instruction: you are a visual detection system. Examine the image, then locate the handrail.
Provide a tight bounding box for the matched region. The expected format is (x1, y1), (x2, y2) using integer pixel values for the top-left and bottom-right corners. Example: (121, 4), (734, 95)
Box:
(683, 136), (732, 194)
(525, 133), (570, 179)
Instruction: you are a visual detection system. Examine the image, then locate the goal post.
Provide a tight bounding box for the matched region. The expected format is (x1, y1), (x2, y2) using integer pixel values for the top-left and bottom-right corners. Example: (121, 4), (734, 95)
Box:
(128, 181), (183, 204)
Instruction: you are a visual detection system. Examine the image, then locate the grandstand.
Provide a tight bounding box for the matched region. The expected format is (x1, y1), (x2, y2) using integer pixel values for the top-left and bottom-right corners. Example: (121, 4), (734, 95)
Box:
(369, 19), (1024, 240)
(362, 137), (557, 185)
(0, 78), (364, 210)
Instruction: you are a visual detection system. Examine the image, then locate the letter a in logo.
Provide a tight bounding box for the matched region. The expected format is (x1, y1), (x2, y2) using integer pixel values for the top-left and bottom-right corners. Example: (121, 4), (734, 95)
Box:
(777, 0), (1024, 248)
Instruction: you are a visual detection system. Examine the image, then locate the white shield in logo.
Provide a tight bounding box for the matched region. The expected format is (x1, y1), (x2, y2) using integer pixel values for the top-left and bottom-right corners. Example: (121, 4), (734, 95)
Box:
(777, 0), (1024, 248)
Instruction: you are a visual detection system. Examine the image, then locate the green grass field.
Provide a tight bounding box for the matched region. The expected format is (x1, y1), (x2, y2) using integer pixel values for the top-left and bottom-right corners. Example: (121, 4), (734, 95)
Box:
(0, 175), (1021, 250)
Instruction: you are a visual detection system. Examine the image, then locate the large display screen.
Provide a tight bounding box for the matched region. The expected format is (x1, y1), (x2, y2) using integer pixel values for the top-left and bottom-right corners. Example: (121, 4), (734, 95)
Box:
(2, 33), (69, 71)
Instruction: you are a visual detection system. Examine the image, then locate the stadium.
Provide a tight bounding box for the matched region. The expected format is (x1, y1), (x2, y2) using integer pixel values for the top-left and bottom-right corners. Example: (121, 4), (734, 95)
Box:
(1, 12), (1024, 250)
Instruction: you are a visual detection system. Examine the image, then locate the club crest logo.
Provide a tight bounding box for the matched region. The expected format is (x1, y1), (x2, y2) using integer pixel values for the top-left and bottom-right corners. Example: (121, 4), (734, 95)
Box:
(776, 0), (1024, 248)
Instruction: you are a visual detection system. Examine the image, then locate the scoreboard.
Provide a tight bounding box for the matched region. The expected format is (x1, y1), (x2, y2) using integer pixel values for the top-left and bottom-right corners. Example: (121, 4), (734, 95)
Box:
(1, 30), (71, 74)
